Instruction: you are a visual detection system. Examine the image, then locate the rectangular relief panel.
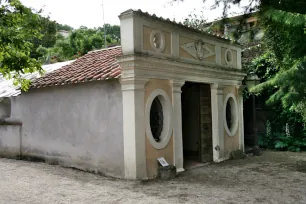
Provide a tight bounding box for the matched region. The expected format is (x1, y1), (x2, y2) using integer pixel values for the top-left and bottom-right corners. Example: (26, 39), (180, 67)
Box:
(221, 47), (237, 67)
(179, 36), (216, 63)
(143, 26), (171, 54)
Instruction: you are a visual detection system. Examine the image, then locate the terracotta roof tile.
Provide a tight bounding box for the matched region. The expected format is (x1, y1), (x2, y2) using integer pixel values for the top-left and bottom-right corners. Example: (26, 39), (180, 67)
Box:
(31, 46), (122, 89)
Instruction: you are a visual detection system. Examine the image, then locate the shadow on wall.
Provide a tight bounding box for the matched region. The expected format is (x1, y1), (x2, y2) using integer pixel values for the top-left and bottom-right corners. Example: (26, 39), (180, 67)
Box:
(0, 98), (11, 119)
(0, 97), (23, 159)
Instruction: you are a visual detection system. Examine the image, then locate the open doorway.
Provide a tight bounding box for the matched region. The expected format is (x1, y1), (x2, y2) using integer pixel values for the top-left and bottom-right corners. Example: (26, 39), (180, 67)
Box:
(181, 82), (213, 169)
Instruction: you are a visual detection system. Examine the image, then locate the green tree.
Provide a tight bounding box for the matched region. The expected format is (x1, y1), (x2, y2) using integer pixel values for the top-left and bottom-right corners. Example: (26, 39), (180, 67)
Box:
(251, 1), (306, 121)
(179, 0), (306, 121)
(39, 25), (121, 63)
(0, 0), (43, 90)
(183, 9), (208, 31)
(56, 23), (73, 31)
(31, 16), (57, 59)
(103, 24), (120, 42)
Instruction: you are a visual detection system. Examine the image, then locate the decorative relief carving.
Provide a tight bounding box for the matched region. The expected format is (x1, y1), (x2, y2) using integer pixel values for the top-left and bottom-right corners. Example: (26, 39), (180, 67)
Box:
(181, 39), (215, 60)
(150, 30), (166, 53)
(225, 49), (233, 65)
(195, 40), (206, 60)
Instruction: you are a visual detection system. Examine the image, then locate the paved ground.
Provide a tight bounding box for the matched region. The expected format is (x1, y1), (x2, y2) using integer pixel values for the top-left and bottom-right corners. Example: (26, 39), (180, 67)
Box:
(0, 151), (306, 204)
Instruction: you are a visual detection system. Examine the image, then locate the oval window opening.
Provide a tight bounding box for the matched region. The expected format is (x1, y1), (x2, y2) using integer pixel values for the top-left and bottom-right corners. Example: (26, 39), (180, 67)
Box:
(226, 100), (232, 130)
(223, 94), (238, 137)
(150, 97), (164, 142)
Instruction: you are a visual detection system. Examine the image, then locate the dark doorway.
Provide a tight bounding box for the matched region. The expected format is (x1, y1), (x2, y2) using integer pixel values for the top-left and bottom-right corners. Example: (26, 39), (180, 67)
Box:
(181, 82), (213, 168)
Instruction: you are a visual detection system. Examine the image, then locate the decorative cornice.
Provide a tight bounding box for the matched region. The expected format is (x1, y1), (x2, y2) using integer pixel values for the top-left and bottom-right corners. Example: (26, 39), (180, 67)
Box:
(117, 54), (246, 78)
(120, 78), (149, 91)
(118, 9), (241, 47)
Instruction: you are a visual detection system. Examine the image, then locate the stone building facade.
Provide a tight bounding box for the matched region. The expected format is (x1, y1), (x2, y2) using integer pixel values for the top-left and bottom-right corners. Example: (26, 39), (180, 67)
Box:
(0, 9), (246, 179)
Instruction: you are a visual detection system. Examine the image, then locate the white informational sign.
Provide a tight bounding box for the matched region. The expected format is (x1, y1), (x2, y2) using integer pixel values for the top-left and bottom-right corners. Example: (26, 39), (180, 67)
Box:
(157, 157), (169, 167)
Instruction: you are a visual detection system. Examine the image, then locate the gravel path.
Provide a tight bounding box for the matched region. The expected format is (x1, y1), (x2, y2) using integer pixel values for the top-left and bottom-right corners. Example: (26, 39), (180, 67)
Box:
(0, 151), (306, 204)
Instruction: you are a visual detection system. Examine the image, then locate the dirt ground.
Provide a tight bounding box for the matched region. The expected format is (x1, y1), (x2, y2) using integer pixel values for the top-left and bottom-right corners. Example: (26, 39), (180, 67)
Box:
(0, 151), (306, 204)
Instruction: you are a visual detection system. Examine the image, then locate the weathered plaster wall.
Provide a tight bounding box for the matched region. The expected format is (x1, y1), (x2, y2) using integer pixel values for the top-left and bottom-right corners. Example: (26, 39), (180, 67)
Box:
(223, 86), (240, 159)
(145, 79), (173, 179)
(7, 80), (124, 178)
(0, 98), (11, 118)
(0, 125), (21, 157)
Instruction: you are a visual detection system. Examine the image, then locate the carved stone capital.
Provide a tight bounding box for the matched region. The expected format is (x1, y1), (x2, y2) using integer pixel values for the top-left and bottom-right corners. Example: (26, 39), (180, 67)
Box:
(170, 80), (185, 93)
(120, 77), (149, 91)
(210, 83), (224, 95)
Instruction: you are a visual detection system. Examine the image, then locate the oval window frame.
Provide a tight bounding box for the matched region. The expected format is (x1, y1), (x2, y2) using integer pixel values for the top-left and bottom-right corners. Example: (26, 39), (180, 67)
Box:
(150, 30), (166, 53)
(145, 89), (173, 149)
(223, 93), (239, 137)
(225, 49), (234, 65)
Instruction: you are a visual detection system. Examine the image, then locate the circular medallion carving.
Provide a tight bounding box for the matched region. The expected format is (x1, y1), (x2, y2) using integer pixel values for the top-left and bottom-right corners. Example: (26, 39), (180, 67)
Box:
(225, 49), (234, 65)
(150, 30), (166, 53)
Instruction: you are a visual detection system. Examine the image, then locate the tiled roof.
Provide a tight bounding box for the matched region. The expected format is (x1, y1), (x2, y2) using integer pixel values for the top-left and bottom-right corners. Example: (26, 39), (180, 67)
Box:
(31, 46), (122, 89)
(0, 60), (74, 97)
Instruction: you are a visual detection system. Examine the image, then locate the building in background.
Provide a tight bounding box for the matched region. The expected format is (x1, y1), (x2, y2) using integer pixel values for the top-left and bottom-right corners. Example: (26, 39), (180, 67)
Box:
(57, 30), (70, 38)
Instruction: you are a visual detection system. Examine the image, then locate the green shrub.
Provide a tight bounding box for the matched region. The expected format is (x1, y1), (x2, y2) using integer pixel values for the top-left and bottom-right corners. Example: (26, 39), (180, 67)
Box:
(259, 131), (306, 152)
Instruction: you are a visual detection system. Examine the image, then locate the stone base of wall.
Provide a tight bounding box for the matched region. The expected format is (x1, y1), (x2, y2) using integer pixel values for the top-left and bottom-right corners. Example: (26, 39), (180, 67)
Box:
(0, 125), (21, 159)
(0, 150), (123, 178)
(0, 125), (124, 179)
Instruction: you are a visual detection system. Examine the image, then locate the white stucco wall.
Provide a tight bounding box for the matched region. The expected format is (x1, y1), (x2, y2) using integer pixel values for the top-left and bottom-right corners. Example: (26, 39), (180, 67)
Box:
(6, 80), (124, 178)
(0, 98), (11, 118)
(0, 125), (21, 157)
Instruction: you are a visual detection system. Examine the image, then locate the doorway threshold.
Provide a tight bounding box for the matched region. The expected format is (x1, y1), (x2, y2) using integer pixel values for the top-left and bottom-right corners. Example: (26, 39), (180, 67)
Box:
(184, 160), (210, 171)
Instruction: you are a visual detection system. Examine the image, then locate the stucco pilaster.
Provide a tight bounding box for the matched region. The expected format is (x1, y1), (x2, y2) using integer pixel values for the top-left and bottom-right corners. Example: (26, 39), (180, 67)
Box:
(236, 85), (245, 152)
(237, 48), (242, 69)
(210, 83), (225, 162)
(215, 45), (222, 66)
(121, 78), (148, 179)
(170, 80), (185, 173)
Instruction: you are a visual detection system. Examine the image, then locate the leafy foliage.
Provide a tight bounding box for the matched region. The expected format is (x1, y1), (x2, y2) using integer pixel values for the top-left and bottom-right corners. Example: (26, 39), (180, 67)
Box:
(183, 9), (208, 31)
(201, 0), (306, 121)
(30, 17), (57, 60)
(252, 17), (306, 120)
(0, 0), (121, 89)
(0, 0), (43, 90)
(56, 23), (73, 31)
(37, 25), (120, 64)
(259, 131), (306, 152)
(251, 51), (306, 152)
(178, 0), (306, 150)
